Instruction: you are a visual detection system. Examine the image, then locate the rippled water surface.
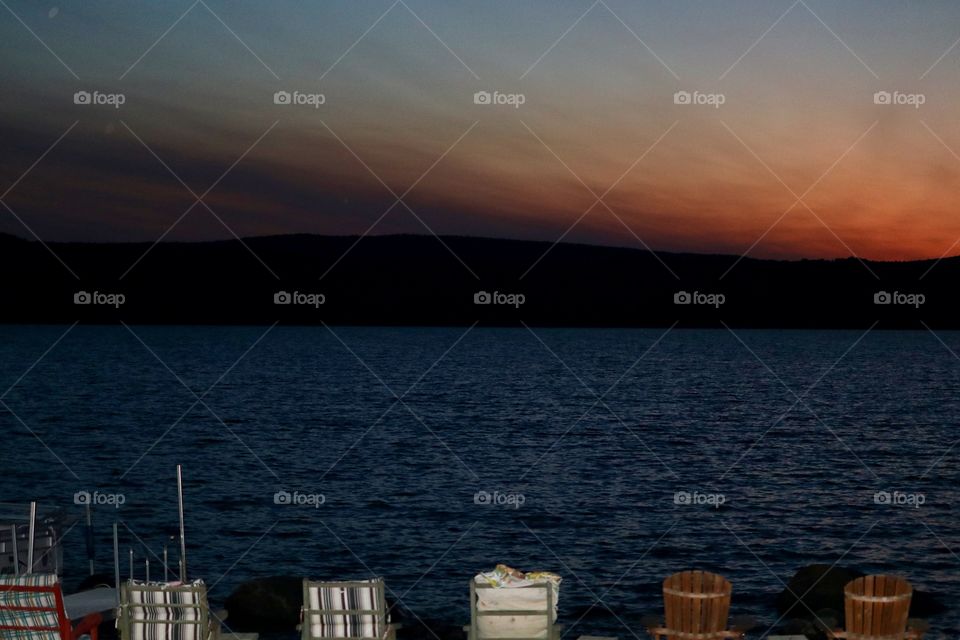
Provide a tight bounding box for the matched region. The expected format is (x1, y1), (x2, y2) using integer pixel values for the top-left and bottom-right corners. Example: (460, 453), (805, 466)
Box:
(2, 326), (958, 637)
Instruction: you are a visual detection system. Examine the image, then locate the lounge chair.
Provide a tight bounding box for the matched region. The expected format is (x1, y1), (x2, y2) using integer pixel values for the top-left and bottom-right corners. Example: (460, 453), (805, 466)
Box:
(0, 573), (103, 640)
(116, 579), (218, 640)
(829, 575), (925, 639)
(646, 570), (743, 640)
(300, 578), (396, 640)
(467, 579), (562, 640)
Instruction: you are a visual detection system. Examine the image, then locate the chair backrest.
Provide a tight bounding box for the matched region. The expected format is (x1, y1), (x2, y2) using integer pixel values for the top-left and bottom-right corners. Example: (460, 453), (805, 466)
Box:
(843, 575), (912, 639)
(470, 580), (555, 640)
(0, 573), (69, 640)
(302, 578), (388, 640)
(118, 579), (210, 640)
(661, 570), (732, 640)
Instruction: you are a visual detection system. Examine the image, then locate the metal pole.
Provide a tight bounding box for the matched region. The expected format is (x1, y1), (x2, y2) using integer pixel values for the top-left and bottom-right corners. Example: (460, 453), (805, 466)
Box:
(26, 502), (36, 574)
(85, 501), (95, 575)
(10, 525), (19, 577)
(177, 465), (187, 582)
(113, 522), (120, 604)
(145, 557), (150, 582)
(163, 546), (169, 582)
(129, 549), (134, 580)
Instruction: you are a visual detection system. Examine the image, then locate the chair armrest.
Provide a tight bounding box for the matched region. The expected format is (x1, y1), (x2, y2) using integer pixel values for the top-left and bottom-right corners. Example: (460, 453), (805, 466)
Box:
(646, 626), (741, 640)
(209, 617), (221, 640)
(72, 612), (103, 640)
(906, 618), (929, 640)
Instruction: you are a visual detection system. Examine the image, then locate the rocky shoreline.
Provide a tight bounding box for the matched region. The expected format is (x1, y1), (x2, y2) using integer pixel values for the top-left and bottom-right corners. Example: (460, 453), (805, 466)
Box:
(220, 565), (947, 640)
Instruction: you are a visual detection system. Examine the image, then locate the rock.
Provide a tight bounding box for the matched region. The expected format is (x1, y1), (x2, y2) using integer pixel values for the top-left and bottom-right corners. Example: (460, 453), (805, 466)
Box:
(76, 573), (117, 590)
(224, 576), (303, 632)
(911, 589), (947, 617)
(775, 565), (863, 622)
(812, 608), (839, 631)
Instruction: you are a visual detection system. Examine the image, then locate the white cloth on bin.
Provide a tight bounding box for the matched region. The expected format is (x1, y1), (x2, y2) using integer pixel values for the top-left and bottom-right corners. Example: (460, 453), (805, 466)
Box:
(473, 565), (561, 640)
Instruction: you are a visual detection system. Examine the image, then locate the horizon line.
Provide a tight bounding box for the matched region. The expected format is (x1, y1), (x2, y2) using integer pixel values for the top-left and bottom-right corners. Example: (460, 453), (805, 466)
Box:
(0, 230), (954, 266)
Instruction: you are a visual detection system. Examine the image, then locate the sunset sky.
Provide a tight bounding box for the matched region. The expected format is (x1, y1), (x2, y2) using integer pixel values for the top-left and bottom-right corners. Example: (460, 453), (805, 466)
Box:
(2, 0), (960, 260)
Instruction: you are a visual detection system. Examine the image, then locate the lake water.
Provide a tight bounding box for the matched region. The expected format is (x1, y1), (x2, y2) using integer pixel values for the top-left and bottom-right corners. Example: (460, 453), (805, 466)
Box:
(1, 326), (958, 638)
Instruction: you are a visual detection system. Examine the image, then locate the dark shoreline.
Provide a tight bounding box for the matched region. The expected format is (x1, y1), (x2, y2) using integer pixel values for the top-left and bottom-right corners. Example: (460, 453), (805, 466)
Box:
(1, 232), (955, 329)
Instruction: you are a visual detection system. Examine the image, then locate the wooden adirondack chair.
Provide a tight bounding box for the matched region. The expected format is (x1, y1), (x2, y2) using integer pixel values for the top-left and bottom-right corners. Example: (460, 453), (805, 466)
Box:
(646, 570), (743, 640)
(829, 575), (924, 639)
(0, 573), (102, 640)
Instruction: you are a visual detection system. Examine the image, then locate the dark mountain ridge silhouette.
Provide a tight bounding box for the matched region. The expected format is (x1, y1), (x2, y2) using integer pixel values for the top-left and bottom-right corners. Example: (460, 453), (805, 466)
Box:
(0, 232), (954, 328)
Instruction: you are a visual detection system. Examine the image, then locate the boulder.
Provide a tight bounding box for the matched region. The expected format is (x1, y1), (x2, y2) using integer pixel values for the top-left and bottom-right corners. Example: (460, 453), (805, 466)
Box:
(910, 589), (947, 618)
(224, 576), (303, 632)
(76, 573), (117, 590)
(775, 565), (863, 620)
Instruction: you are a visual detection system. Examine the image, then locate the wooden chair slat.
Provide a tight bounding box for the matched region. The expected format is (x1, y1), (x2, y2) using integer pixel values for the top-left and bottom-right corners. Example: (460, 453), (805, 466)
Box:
(863, 575), (875, 635)
(680, 571), (691, 636)
(691, 571), (702, 634)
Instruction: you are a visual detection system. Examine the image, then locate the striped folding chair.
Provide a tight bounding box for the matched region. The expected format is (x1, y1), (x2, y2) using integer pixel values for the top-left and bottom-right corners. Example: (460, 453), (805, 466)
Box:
(116, 579), (218, 640)
(0, 573), (102, 640)
(300, 578), (396, 640)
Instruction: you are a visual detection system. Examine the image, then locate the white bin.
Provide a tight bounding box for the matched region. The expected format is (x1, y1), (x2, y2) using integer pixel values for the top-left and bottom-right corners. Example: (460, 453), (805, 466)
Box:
(475, 582), (559, 639)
